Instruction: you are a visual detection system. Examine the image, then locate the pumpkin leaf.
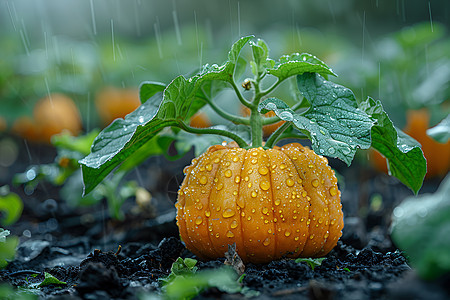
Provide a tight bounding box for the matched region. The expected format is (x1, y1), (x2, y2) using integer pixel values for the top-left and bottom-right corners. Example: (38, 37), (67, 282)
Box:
(0, 228), (18, 269)
(0, 191), (23, 226)
(267, 53), (337, 81)
(139, 81), (166, 104)
(359, 97), (426, 194)
(295, 257), (326, 271)
(79, 36), (253, 195)
(36, 272), (67, 287)
(249, 38), (275, 76)
(427, 114), (450, 143)
(259, 73), (374, 165)
(391, 174), (450, 280)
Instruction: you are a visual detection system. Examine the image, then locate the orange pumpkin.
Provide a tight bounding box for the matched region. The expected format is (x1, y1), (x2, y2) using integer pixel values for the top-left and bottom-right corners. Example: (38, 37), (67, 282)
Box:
(189, 112), (211, 128)
(95, 87), (141, 126)
(176, 142), (344, 264)
(241, 106), (286, 136)
(12, 94), (82, 143)
(371, 109), (450, 178)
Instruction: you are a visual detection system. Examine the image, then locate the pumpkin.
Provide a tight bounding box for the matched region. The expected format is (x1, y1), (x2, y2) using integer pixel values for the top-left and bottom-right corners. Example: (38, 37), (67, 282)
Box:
(95, 86), (141, 126)
(241, 106), (286, 136)
(176, 142), (344, 264)
(12, 93), (82, 143)
(371, 109), (450, 178)
(189, 112), (211, 128)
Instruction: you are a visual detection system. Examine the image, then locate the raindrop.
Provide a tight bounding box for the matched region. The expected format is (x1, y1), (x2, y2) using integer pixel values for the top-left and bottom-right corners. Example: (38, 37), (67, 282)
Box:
(234, 175), (241, 183)
(262, 207), (269, 214)
(260, 181), (270, 191)
(230, 220), (238, 229)
(199, 176), (208, 185)
(263, 237), (271, 246)
(89, 0), (97, 35)
(195, 216), (203, 225)
(226, 231), (234, 238)
(329, 186), (338, 196)
(279, 111), (293, 121)
(224, 170), (232, 178)
(274, 199), (281, 206)
(284, 230), (291, 237)
(222, 208), (235, 218)
(311, 179), (319, 187)
(205, 211), (211, 217)
(265, 102), (277, 111)
(138, 116), (144, 123)
(251, 191), (257, 198)
(258, 166), (269, 175)
(286, 178), (294, 187)
(328, 147), (336, 154)
(342, 147), (351, 155)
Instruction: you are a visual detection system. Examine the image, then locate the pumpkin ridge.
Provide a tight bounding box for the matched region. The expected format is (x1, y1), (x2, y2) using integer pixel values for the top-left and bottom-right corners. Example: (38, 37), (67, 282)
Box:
(303, 149), (333, 256)
(177, 154), (203, 257)
(279, 147), (310, 256)
(205, 148), (230, 258)
(235, 148), (248, 261)
(265, 149), (278, 260)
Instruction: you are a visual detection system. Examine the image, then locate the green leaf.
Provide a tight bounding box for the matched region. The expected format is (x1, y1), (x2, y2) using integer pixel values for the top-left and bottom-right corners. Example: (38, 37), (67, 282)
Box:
(0, 229), (18, 269)
(391, 175), (450, 280)
(268, 53), (337, 81)
(80, 36), (253, 195)
(427, 114), (450, 143)
(139, 81), (166, 104)
(259, 73), (373, 165)
(37, 272), (67, 287)
(51, 130), (100, 156)
(0, 192), (23, 226)
(360, 97), (426, 194)
(249, 38), (275, 76)
(295, 257), (326, 271)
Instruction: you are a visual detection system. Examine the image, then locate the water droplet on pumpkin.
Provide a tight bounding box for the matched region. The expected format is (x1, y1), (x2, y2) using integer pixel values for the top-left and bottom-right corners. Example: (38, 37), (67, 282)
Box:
(215, 233), (220, 238)
(234, 175), (241, 183)
(216, 182), (224, 190)
(263, 237), (271, 246)
(205, 211), (211, 217)
(205, 164), (212, 171)
(262, 207), (269, 214)
(309, 234), (315, 240)
(224, 170), (232, 178)
(251, 191), (257, 198)
(274, 199), (281, 206)
(230, 220), (238, 229)
(324, 231), (330, 239)
(237, 198), (245, 208)
(329, 186), (338, 196)
(286, 178), (294, 187)
(226, 231), (234, 238)
(312, 179), (319, 187)
(331, 219), (336, 225)
(260, 180), (270, 191)
(196, 203), (203, 210)
(232, 156), (239, 162)
(258, 166), (269, 175)
(284, 230), (291, 237)
(223, 208), (235, 218)
(248, 182), (252, 188)
(279, 163), (287, 170)
(195, 216), (203, 225)
(199, 176), (208, 185)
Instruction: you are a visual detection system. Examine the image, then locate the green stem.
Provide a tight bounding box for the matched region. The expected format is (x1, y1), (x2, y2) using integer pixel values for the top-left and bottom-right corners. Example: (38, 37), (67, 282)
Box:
(250, 77), (263, 147)
(264, 122), (292, 148)
(230, 80), (254, 108)
(177, 121), (248, 148)
(202, 96), (250, 125)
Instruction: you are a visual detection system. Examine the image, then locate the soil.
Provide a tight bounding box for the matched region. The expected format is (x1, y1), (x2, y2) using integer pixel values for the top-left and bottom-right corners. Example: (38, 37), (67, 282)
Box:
(1, 134), (449, 299)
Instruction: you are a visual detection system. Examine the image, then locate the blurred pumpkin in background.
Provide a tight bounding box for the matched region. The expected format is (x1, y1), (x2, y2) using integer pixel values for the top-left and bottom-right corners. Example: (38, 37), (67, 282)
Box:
(12, 93), (82, 143)
(189, 112), (211, 128)
(95, 86), (141, 126)
(371, 109), (450, 178)
(0, 117), (7, 132)
(241, 105), (285, 137)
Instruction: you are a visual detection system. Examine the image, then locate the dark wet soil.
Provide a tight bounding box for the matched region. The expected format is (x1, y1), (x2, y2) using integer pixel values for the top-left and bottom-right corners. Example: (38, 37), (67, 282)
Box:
(1, 134), (449, 299)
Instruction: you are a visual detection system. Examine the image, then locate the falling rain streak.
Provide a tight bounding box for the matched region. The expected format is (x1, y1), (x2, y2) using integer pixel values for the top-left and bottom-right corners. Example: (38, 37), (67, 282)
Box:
(154, 16), (163, 59)
(89, 0), (97, 35)
(111, 19), (116, 61)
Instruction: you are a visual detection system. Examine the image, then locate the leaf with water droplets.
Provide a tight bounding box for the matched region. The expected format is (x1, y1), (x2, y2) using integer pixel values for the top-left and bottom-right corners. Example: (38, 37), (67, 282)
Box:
(259, 73), (373, 165)
(268, 53), (336, 81)
(360, 97), (426, 194)
(79, 36), (253, 195)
